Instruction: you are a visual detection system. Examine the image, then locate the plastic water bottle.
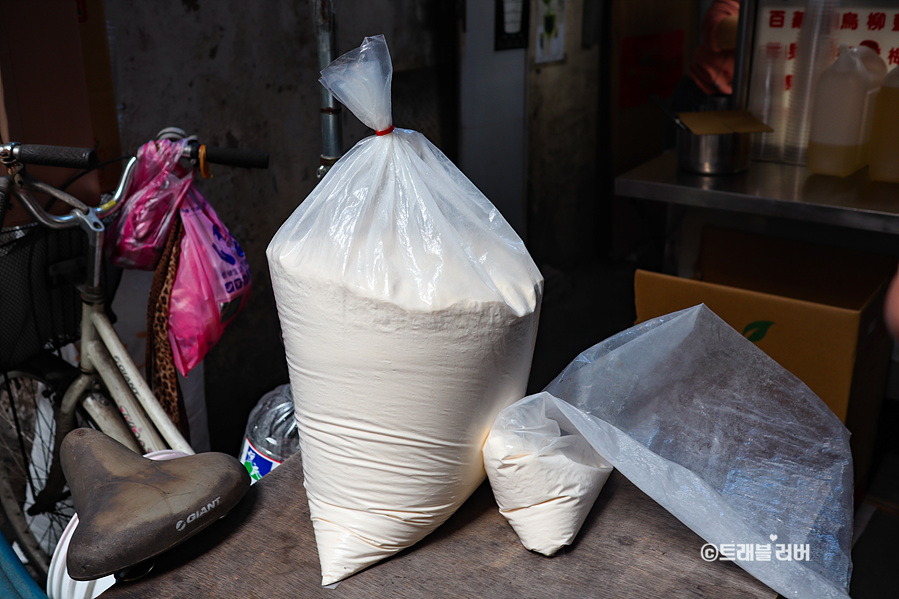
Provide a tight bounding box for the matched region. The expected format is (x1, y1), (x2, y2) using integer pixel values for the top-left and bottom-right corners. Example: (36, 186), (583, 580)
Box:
(239, 384), (300, 483)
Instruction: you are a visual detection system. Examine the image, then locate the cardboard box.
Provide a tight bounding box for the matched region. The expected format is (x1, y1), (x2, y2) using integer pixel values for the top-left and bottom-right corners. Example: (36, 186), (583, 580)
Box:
(634, 227), (897, 490)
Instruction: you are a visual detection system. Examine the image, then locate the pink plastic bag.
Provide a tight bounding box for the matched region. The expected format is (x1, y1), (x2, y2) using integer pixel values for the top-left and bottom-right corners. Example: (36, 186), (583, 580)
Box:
(169, 189), (251, 375)
(109, 139), (193, 270)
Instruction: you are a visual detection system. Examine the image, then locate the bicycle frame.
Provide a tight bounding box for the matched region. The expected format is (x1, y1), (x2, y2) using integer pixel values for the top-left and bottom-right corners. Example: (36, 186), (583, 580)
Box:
(11, 157), (194, 516)
(0, 132), (268, 584)
(27, 296), (195, 515)
(16, 162), (191, 438)
(72, 302), (194, 457)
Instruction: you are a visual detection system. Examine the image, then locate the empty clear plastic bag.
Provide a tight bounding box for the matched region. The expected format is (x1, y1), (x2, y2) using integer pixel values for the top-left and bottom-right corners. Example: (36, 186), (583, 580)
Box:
(494, 305), (852, 599)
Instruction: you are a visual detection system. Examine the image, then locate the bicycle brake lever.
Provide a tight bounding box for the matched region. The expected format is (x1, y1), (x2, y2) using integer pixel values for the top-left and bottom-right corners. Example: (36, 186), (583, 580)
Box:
(5, 160), (25, 189)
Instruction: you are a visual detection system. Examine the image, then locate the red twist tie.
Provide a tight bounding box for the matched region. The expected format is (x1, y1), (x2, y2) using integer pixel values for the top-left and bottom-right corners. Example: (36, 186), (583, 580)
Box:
(376, 125), (395, 136)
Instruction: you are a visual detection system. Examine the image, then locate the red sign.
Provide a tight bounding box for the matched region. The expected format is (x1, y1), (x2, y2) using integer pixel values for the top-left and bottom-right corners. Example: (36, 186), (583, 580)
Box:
(770, 10), (786, 28)
(867, 12), (886, 31)
(889, 47), (899, 66)
(841, 12), (859, 30)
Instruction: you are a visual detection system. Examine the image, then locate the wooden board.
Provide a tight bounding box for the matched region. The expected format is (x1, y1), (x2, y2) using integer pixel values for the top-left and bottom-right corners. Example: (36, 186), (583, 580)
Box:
(100, 453), (778, 598)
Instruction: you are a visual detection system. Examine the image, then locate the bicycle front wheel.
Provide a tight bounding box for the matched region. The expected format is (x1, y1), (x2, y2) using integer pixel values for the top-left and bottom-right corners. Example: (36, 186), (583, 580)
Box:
(0, 366), (80, 587)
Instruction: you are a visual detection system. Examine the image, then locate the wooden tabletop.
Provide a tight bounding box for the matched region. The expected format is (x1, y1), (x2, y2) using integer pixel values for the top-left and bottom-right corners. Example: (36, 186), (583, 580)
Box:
(100, 452), (778, 598)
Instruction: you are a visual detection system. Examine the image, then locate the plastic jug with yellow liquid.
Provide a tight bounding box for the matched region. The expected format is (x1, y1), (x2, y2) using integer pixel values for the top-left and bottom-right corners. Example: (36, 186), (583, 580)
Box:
(807, 45), (885, 177)
(867, 66), (899, 183)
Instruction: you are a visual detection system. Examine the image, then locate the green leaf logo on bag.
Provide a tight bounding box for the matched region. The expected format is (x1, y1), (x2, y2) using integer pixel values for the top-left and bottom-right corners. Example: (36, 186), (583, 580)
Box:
(743, 321), (774, 343)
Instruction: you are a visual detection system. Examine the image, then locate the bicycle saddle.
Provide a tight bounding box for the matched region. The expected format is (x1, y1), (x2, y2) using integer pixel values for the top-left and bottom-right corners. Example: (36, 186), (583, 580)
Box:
(61, 428), (251, 581)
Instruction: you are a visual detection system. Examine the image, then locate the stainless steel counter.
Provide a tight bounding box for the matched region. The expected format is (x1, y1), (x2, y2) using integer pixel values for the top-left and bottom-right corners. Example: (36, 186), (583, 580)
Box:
(614, 152), (899, 236)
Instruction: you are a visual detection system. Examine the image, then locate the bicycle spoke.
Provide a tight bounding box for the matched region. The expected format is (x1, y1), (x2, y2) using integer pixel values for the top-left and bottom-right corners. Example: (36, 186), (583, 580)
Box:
(1, 376), (35, 496)
(0, 370), (76, 584)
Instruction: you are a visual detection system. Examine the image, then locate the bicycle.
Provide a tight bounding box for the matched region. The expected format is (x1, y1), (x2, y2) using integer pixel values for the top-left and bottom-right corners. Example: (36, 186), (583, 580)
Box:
(0, 129), (268, 587)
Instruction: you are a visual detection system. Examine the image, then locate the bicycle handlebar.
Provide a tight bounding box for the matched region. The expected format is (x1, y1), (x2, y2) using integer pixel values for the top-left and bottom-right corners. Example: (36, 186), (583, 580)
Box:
(9, 144), (99, 169)
(184, 142), (270, 169)
(1, 129), (268, 295)
(4, 140), (269, 172)
(1, 130), (269, 233)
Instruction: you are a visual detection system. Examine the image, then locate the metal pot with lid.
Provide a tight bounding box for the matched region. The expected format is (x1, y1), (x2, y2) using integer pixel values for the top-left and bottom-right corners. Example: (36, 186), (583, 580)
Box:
(675, 110), (772, 175)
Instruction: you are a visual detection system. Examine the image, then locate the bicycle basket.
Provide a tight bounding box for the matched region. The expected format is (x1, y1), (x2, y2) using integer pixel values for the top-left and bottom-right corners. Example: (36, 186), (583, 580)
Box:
(0, 222), (90, 371)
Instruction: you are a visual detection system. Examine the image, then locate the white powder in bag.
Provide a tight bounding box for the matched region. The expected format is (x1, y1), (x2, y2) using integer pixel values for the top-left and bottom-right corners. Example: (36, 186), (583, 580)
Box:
(267, 268), (540, 584)
(267, 64), (542, 582)
(484, 393), (613, 556)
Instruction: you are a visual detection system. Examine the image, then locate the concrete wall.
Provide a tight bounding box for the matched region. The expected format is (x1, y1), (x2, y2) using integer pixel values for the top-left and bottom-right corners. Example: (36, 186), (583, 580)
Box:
(102, 1), (641, 452)
(525, 0), (602, 265)
(459, 0), (528, 236)
(104, 1), (451, 454)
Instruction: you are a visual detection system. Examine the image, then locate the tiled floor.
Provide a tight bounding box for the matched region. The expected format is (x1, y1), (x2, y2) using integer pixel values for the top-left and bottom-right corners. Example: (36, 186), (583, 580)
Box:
(531, 260), (898, 598)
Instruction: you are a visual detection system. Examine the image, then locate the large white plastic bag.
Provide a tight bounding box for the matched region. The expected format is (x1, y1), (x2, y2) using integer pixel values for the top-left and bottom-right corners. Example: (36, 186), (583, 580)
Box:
(266, 35), (543, 585)
(524, 305), (851, 599)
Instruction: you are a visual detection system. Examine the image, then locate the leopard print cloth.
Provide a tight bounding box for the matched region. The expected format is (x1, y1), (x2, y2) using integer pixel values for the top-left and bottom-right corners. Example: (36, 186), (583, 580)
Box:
(146, 216), (191, 442)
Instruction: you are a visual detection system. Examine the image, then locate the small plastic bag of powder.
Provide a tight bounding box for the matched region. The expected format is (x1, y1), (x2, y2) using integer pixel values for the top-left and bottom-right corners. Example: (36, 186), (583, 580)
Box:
(484, 394), (613, 556)
(267, 35), (542, 585)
